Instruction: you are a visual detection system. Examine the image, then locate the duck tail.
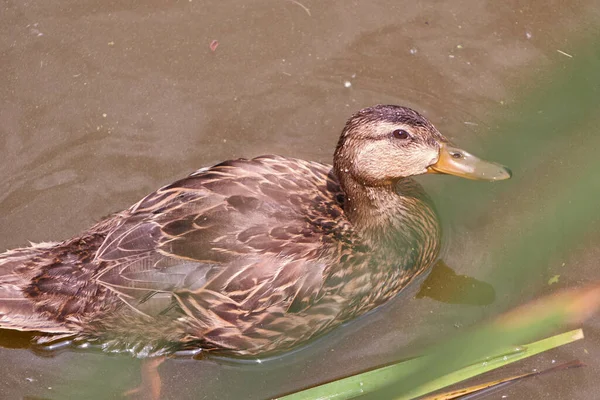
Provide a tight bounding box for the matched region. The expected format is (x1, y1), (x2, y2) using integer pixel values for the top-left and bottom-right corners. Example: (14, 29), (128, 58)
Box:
(0, 242), (71, 333)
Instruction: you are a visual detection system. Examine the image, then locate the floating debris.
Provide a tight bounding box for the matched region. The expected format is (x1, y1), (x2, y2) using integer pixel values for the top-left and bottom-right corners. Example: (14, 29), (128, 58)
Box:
(210, 40), (219, 52)
(344, 81), (352, 88)
(287, 0), (311, 16)
(556, 49), (573, 58)
(28, 23), (44, 37)
(548, 274), (560, 285)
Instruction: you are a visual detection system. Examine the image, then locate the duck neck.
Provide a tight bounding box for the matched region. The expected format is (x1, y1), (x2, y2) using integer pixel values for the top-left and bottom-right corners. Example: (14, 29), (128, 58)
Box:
(341, 176), (398, 229)
(338, 173), (439, 245)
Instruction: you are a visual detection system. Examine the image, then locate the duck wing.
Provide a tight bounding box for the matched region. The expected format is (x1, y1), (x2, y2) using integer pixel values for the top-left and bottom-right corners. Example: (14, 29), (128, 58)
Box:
(92, 157), (350, 349)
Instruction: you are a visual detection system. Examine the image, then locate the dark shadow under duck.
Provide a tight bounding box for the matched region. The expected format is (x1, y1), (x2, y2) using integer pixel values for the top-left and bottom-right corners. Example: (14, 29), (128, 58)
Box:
(0, 105), (510, 357)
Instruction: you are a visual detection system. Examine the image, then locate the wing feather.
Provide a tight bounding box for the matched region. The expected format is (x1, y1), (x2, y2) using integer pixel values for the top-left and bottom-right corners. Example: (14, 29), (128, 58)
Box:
(93, 157), (342, 331)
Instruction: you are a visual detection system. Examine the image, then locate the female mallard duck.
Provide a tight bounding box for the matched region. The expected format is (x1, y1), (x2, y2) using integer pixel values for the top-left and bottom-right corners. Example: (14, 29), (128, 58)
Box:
(0, 105), (510, 357)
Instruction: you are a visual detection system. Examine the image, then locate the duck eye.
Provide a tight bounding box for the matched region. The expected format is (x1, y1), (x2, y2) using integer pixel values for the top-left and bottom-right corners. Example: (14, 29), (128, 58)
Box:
(392, 129), (410, 140)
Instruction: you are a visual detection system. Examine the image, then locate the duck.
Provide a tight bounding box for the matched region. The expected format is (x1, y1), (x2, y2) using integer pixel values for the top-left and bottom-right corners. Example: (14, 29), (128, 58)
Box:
(0, 105), (510, 358)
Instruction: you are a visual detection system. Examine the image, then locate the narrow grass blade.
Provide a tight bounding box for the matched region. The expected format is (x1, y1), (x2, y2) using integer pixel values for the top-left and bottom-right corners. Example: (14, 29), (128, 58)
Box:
(277, 329), (583, 400)
(402, 329), (583, 399)
(423, 360), (585, 400)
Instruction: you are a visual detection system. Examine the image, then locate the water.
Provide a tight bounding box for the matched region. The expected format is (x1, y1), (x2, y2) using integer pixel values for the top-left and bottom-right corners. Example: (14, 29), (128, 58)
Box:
(1, 0), (600, 398)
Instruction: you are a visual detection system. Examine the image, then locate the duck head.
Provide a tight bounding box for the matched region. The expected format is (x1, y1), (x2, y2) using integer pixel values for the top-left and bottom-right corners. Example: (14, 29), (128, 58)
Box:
(333, 105), (511, 187)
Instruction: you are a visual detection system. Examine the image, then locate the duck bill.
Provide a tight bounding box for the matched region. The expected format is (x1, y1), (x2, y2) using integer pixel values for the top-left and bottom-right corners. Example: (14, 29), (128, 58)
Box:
(427, 144), (512, 181)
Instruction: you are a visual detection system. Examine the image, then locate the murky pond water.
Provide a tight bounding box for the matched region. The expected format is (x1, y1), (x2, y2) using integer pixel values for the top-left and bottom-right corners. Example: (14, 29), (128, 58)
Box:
(2, 0), (600, 398)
